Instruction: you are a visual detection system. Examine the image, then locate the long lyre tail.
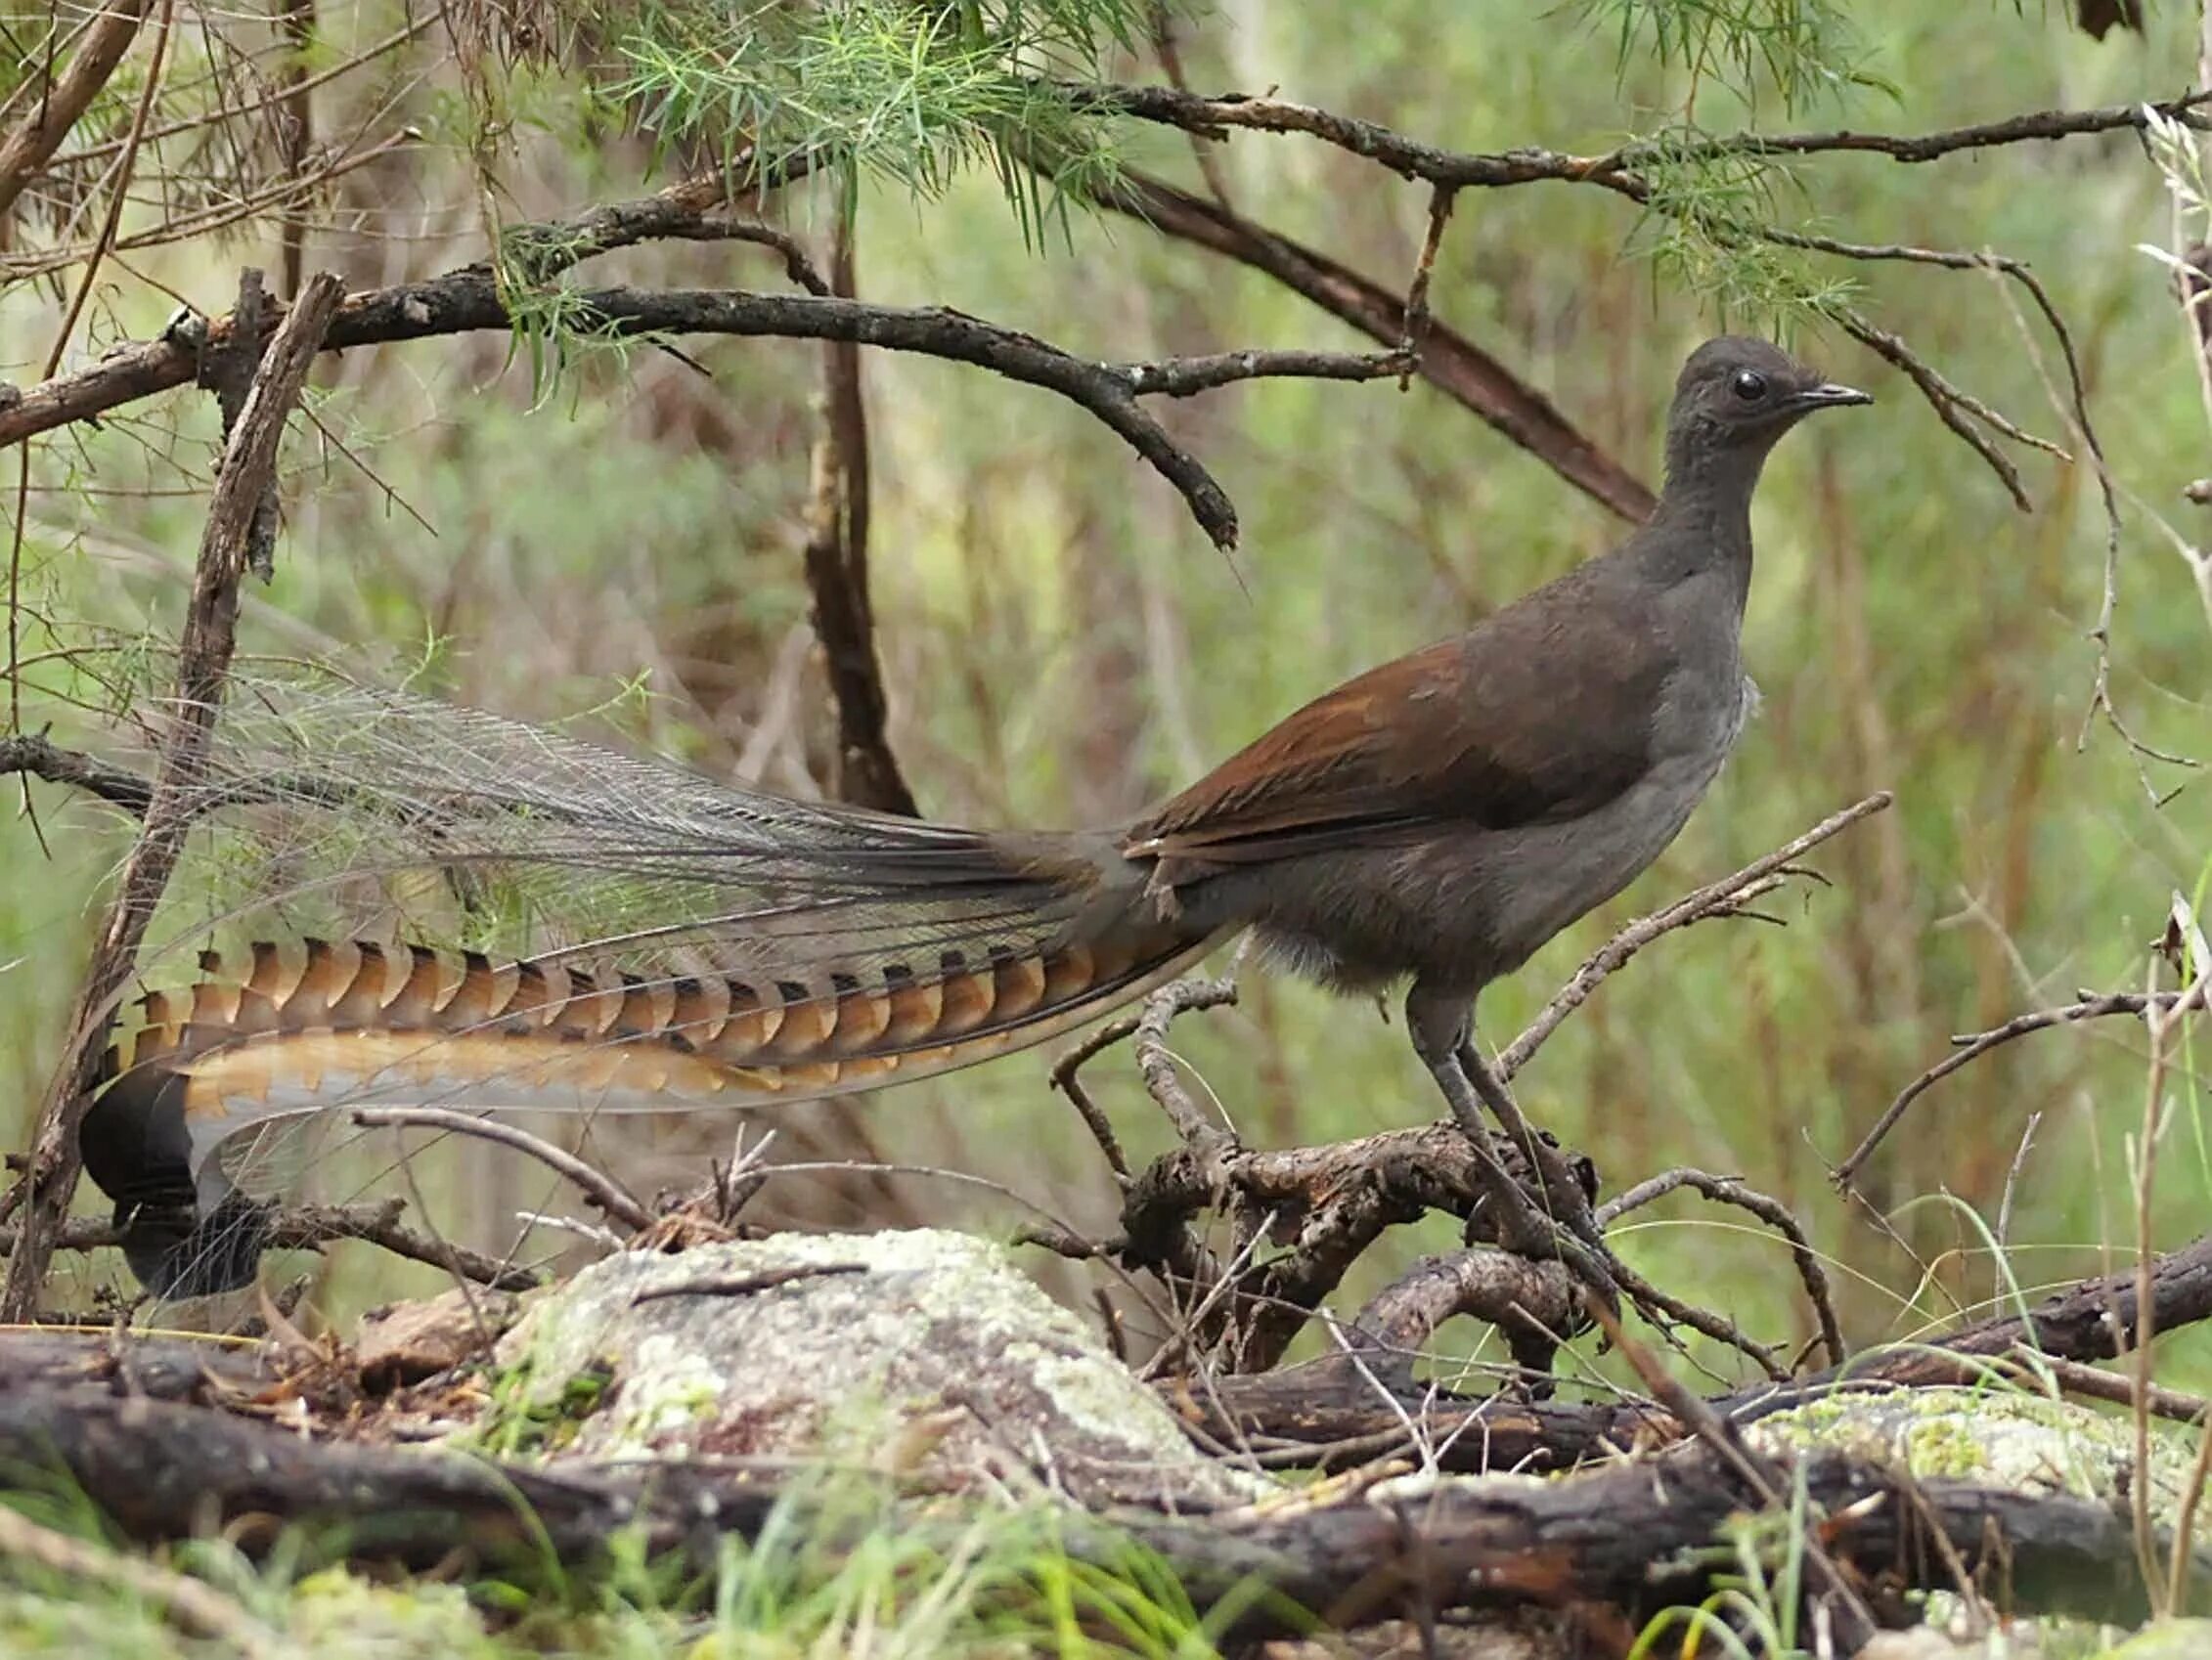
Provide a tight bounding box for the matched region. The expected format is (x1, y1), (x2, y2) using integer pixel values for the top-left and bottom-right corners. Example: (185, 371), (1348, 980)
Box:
(82, 916), (1217, 1294)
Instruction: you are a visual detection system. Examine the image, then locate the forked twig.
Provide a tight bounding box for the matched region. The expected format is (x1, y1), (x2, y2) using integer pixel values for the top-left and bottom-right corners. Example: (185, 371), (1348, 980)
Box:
(1835, 988), (2196, 1190)
(1500, 792), (1891, 1079)
(1600, 1167), (1844, 1367)
(351, 1107), (653, 1233)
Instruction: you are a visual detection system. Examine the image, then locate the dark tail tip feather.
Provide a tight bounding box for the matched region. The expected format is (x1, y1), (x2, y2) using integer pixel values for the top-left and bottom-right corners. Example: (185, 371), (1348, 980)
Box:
(81, 1064), (267, 1294)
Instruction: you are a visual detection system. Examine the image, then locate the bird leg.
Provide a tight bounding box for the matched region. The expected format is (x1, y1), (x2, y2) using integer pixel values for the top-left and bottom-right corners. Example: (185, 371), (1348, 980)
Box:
(1404, 986), (1616, 1298)
(1454, 1038), (1607, 1254)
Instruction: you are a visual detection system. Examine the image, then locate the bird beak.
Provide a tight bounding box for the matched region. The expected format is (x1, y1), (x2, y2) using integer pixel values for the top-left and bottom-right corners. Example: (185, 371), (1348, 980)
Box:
(1791, 382), (1872, 412)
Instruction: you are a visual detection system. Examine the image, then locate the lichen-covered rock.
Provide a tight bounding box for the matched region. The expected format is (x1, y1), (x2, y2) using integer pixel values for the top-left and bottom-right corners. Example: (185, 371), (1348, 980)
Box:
(475, 1229), (1269, 1508)
(1745, 1385), (2192, 1528)
(2092, 1621), (2212, 1659)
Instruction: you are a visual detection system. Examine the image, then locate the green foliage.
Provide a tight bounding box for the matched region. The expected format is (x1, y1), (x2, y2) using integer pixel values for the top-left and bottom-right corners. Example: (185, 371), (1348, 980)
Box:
(1627, 134), (1859, 332)
(1569, 0), (1889, 114)
(613, 0), (1139, 244)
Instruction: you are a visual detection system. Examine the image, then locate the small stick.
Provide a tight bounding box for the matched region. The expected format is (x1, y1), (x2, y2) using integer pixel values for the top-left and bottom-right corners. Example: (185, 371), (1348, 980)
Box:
(1396, 186), (1458, 388)
(1599, 1166), (1844, 1368)
(1835, 989), (2189, 1190)
(632, 1263), (865, 1305)
(351, 1107), (652, 1232)
(1500, 793), (1891, 1080)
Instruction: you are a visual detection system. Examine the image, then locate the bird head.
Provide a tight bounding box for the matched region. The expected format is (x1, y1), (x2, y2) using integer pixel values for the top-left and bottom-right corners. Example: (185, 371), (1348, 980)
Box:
(1663, 335), (1869, 487)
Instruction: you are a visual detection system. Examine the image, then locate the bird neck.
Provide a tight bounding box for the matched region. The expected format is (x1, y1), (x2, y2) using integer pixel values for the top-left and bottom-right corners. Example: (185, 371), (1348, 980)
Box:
(1633, 443), (1767, 607)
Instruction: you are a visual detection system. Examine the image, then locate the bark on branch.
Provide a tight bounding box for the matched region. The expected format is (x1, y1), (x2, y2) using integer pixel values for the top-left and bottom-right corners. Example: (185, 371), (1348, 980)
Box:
(0, 267), (1407, 552)
(0, 269), (344, 1320)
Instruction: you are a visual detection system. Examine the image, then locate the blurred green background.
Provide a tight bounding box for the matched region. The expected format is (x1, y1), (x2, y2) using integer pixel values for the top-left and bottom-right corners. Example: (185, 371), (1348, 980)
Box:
(2, 1), (2207, 1392)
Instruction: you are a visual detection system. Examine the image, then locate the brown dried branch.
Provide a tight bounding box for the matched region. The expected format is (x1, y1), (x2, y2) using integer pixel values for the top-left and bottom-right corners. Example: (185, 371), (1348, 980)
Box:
(0, 0), (151, 226)
(1835, 987), (2199, 1190)
(1500, 792), (1890, 1079)
(1395, 186), (1457, 386)
(0, 1371), (2194, 1635)
(1837, 311), (2032, 511)
(1073, 83), (2156, 508)
(1351, 1246), (1578, 1378)
(495, 156), (822, 285)
(0, 731), (154, 813)
(0, 269), (343, 1320)
(1858, 1229), (2212, 1379)
(8, 1200), (544, 1291)
(1131, 976), (1241, 1144)
(261, 1201), (543, 1289)
(1080, 79), (2212, 188)
(802, 204), (916, 816)
(0, 267), (1409, 552)
(1192, 1225), (2212, 1477)
(1078, 164), (1658, 522)
(1116, 1113), (1596, 1374)
(1600, 1166), (1844, 1367)
(351, 1107), (653, 1233)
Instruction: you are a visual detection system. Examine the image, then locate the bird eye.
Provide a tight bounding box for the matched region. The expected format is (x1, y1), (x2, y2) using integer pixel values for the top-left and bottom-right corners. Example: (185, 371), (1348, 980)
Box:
(1731, 370), (1769, 403)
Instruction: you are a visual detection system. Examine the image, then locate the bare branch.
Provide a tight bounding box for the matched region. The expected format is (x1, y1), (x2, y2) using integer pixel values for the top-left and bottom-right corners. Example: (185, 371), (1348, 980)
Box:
(0, 0), (151, 226)
(1500, 793), (1892, 1079)
(1835, 987), (2202, 1191)
(351, 1107), (653, 1233)
(0, 733), (153, 814)
(0, 270), (343, 1318)
(0, 267), (1411, 551)
(1078, 164), (1658, 522)
(1079, 79), (2212, 187)
(1599, 1167), (1844, 1368)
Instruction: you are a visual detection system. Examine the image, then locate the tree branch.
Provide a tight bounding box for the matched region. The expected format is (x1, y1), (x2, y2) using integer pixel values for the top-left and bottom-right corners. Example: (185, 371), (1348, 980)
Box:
(1835, 986), (2202, 1190)
(0, 0), (151, 226)
(1500, 792), (1892, 1079)
(0, 270), (1410, 551)
(1076, 164), (1658, 523)
(0, 270), (343, 1319)
(1079, 79), (2212, 187)
(802, 205), (916, 815)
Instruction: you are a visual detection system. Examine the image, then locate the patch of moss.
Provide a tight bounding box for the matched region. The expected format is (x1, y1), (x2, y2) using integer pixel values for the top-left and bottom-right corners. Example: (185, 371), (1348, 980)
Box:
(466, 1350), (618, 1460)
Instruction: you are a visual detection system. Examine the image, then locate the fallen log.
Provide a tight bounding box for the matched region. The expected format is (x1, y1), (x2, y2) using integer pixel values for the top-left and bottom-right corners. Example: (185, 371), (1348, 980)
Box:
(0, 1347), (2193, 1639)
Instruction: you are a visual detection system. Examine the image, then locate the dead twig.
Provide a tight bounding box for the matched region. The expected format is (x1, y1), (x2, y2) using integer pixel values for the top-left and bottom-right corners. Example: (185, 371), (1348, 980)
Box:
(0, 732), (154, 813)
(351, 1107), (652, 1234)
(1500, 792), (1891, 1079)
(0, 0), (151, 225)
(1133, 977), (1241, 1144)
(0, 270), (343, 1317)
(632, 1263), (866, 1304)
(0, 277), (1404, 554)
(0, 1199), (540, 1290)
(1599, 1166), (1844, 1369)
(1836, 988), (2196, 1190)
(1074, 164), (1657, 522)
(1396, 187), (1457, 387)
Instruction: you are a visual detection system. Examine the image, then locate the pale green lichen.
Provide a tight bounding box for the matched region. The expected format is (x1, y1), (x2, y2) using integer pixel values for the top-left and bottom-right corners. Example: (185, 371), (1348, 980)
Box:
(1747, 1385), (2193, 1528)
(472, 1228), (1269, 1506)
(2091, 1620), (2212, 1659)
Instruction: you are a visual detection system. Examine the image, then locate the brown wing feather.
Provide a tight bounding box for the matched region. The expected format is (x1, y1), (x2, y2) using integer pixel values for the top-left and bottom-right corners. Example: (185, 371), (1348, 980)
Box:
(1126, 568), (1672, 871)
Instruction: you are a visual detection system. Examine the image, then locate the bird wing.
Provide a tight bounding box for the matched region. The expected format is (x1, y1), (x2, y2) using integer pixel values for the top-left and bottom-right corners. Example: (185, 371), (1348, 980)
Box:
(1126, 576), (1671, 873)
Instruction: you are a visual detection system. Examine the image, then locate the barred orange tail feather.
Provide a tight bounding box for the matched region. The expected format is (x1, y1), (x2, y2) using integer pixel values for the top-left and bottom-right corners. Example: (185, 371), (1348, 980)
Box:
(82, 923), (1217, 1294)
